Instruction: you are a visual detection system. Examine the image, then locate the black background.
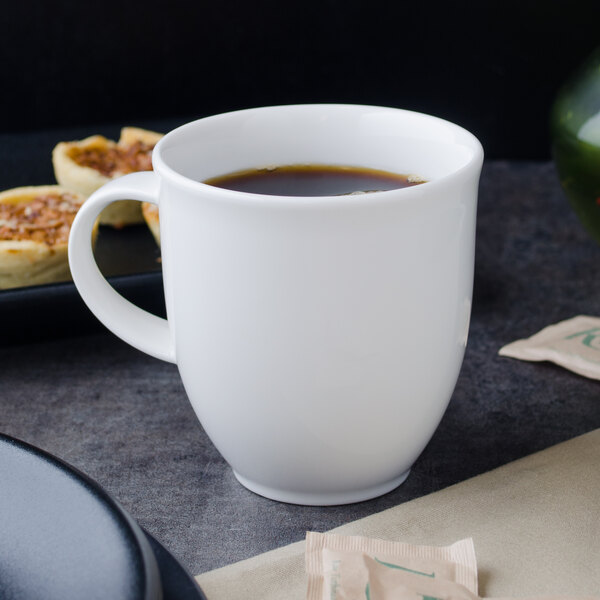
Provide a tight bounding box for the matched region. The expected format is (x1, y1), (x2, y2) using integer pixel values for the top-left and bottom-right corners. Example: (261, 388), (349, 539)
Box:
(1, 0), (599, 158)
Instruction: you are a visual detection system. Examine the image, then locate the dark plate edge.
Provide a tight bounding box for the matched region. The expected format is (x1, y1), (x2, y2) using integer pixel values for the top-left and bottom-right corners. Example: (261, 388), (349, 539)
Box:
(0, 271), (165, 346)
(144, 531), (207, 600)
(0, 432), (162, 600)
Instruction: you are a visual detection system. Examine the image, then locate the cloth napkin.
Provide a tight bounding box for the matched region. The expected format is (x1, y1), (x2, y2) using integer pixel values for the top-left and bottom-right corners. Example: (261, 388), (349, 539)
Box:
(195, 429), (600, 599)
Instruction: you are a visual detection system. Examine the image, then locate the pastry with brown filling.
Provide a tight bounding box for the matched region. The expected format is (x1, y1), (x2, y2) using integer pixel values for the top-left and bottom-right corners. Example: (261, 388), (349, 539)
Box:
(141, 201), (160, 246)
(0, 185), (93, 289)
(52, 127), (163, 228)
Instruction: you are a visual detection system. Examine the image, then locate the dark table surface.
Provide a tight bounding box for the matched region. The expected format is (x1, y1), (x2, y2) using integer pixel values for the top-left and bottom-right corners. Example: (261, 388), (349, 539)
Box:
(1, 149), (600, 576)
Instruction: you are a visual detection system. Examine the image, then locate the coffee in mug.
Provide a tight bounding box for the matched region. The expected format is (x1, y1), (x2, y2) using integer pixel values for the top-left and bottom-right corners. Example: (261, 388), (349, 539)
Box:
(204, 164), (425, 196)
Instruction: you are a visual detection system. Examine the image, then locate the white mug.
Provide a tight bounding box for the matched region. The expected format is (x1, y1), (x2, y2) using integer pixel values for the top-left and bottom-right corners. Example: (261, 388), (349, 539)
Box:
(69, 105), (483, 505)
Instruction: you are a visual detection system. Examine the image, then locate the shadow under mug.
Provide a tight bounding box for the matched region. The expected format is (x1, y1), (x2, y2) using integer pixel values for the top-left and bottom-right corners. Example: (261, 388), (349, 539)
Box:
(69, 104), (484, 505)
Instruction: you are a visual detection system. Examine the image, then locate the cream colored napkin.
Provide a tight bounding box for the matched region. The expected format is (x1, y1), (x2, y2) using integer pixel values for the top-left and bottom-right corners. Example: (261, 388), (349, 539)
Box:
(195, 430), (600, 599)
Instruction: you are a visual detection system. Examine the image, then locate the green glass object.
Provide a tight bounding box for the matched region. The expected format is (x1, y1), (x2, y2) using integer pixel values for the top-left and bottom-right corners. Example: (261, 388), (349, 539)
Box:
(551, 47), (600, 243)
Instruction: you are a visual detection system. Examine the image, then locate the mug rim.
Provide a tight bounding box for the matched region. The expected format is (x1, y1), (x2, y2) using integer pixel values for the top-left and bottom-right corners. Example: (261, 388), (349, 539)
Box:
(152, 103), (484, 206)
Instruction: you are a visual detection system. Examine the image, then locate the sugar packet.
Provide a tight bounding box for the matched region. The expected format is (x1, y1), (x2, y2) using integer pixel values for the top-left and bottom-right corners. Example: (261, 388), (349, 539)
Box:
(363, 553), (476, 600)
(305, 532), (600, 600)
(499, 315), (600, 380)
(305, 531), (478, 600)
(363, 556), (599, 600)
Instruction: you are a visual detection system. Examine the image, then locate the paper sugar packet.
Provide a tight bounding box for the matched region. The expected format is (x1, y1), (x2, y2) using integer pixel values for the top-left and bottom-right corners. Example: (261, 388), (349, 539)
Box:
(499, 315), (600, 380)
(305, 531), (478, 600)
(363, 553), (478, 600)
(305, 532), (599, 600)
(362, 555), (599, 600)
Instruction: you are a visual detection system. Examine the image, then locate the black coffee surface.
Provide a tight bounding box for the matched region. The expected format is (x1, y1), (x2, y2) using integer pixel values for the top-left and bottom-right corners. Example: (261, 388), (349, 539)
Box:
(204, 164), (425, 197)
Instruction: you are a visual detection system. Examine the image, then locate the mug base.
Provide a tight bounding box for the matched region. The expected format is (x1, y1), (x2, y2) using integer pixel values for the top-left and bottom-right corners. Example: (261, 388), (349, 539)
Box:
(232, 469), (411, 506)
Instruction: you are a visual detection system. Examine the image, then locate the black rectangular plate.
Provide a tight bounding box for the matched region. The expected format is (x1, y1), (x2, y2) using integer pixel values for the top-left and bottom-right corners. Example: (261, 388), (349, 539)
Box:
(0, 225), (165, 346)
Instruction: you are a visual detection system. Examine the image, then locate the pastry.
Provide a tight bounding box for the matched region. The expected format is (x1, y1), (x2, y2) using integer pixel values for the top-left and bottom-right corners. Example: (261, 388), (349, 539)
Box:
(52, 127), (163, 228)
(141, 201), (160, 246)
(0, 185), (92, 289)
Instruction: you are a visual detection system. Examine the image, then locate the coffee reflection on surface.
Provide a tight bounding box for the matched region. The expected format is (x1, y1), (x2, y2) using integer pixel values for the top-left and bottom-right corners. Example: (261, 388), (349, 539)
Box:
(204, 165), (426, 197)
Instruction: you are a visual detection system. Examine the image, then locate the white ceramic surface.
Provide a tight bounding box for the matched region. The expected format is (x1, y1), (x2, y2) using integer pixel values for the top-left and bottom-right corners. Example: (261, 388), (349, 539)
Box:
(68, 105), (483, 505)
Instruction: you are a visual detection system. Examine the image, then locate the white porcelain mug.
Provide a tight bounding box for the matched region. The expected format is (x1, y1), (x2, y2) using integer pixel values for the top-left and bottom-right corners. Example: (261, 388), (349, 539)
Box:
(68, 105), (483, 505)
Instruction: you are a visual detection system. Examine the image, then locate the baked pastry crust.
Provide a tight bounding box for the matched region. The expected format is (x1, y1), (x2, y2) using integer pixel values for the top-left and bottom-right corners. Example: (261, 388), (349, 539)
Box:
(141, 202), (160, 246)
(52, 127), (163, 228)
(0, 185), (93, 289)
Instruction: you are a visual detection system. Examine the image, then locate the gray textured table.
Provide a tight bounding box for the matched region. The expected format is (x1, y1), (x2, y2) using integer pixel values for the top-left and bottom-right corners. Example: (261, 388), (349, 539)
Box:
(1, 160), (599, 576)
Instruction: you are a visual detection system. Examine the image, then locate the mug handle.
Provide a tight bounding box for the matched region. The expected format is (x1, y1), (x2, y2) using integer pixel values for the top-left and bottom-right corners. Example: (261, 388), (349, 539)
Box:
(68, 171), (176, 364)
